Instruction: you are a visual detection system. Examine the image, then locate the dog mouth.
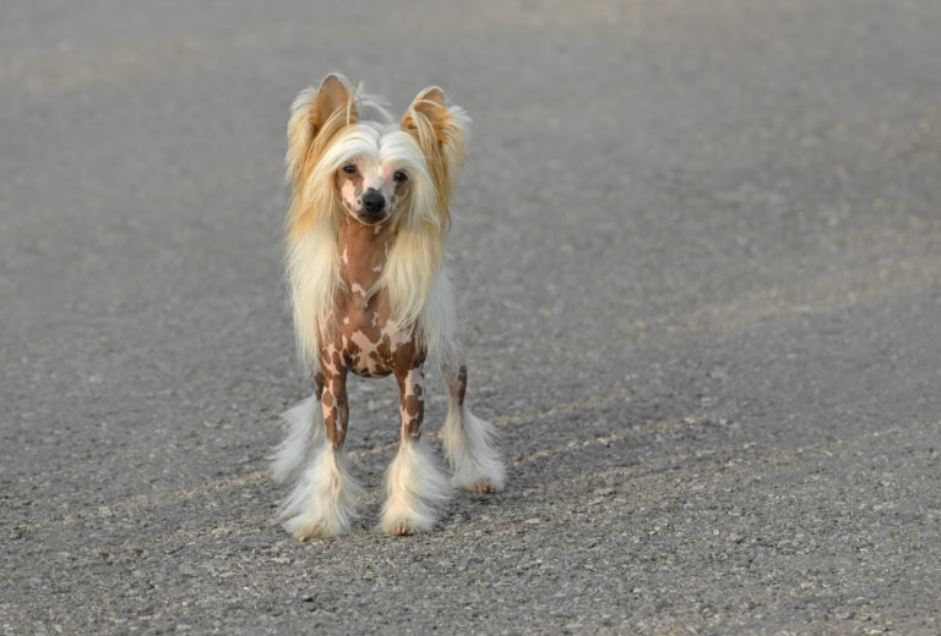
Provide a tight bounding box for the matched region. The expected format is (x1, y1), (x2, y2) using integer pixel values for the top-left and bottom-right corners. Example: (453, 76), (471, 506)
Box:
(342, 200), (389, 225)
(355, 209), (389, 225)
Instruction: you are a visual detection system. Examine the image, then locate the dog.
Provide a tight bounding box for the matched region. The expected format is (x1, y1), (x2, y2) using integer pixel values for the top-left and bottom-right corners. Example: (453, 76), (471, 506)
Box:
(270, 73), (505, 539)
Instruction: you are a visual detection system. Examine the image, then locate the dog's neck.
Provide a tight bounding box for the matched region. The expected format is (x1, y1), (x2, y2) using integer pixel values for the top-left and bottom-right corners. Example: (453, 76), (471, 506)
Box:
(337, 213), (393, 300)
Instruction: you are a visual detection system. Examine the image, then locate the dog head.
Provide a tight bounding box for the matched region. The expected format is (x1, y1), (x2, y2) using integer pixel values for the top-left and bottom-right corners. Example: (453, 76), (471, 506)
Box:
(334, 147), (410, 227)
(286, 73), (468, 235)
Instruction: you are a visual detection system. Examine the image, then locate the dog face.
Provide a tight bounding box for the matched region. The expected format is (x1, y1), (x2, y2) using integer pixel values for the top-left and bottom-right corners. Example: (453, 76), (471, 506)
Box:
(321, 121), (432, 230)
(335, 155), (410, 226)
(285, 73), (468, 238)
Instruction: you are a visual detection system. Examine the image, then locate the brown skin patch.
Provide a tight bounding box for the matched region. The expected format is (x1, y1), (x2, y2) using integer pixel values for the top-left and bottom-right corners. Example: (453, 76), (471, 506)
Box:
(316, 362), (350, 449)
(313, 370), (326, 399)
(337, 170), (365, 214)
(447, 365), (467, 406)
(315, 211), (428, 451)
(395, 368), (425, 440)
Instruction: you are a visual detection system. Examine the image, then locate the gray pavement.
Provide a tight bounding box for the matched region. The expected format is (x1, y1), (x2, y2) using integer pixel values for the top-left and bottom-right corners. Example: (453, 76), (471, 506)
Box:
(2, 1), (941, 633)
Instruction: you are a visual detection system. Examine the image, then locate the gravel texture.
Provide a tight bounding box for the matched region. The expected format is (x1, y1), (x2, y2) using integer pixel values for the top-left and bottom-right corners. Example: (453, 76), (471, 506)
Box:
(2, 1), (941, 633)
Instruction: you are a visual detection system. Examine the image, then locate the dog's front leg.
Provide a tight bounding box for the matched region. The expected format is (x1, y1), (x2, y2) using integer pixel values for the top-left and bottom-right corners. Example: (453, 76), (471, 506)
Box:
(321, 364), (349, 450)
(278, 359), (363, 540)
(380, 364), (451, 535)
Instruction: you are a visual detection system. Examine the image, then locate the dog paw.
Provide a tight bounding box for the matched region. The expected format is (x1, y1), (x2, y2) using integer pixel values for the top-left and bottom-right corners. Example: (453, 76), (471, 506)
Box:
(387, 521), (417, 537)
(381, 511), (435, 536)
(290, 521), (336, 541)
(465, 479), (498, 495)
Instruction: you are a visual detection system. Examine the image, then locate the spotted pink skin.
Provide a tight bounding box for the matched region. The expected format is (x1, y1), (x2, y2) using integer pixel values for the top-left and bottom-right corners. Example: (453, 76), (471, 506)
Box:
(336, 157), (408, 226)
(314, 190), (446, 451)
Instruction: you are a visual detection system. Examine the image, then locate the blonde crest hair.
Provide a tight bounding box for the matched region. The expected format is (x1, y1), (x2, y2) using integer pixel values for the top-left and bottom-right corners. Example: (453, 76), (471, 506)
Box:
(284, 74), (469, 370)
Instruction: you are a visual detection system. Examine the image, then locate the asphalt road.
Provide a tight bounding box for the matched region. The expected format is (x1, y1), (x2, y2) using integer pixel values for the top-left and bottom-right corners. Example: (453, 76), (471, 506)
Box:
(2, 1), (941, 634)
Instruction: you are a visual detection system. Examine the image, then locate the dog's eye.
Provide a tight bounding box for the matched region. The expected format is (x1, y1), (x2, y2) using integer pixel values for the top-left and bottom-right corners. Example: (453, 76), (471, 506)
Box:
(342, 164), (357, 175)
(393, 170), (408, 183)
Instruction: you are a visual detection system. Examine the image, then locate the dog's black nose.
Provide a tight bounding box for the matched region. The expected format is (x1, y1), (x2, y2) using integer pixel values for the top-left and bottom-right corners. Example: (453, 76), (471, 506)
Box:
(362, 190), (385, 215)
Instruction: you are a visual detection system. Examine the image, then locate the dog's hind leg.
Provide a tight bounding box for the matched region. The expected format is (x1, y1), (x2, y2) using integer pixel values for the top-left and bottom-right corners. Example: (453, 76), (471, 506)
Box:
(381, 364), (451, 536)
(441, 364), (506, 494)
(269, 369), (327, 484)
(278, 361), (363, 540)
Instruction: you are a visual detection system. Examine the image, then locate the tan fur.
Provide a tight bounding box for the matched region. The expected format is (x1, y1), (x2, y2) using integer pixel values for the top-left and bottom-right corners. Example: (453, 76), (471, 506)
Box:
(400, 86), (468, 228)
(275, 74), (502, 539)
(286, 77), (468, 366)
(286, 74), (359, 240)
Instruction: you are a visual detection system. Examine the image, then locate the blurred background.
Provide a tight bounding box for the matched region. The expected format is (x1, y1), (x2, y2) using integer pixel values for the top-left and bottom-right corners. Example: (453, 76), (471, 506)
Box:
(2, 1), (940, 633)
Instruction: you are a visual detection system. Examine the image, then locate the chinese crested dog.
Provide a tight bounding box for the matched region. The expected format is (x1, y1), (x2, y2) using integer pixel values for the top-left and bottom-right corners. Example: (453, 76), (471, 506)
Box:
(270, 73), (505, 539)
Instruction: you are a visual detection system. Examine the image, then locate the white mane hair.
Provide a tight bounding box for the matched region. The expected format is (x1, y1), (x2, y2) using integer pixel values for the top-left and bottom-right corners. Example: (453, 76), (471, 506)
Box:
(285, 80), (468, 373)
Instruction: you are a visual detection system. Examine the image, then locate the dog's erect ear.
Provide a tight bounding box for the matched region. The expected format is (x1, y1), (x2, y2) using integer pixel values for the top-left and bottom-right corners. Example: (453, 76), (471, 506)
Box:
(404, 86), (448, 130)
(402, 86), (468, 213)
(286, 73), (358, 187)
(310, 74), (357, 134)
